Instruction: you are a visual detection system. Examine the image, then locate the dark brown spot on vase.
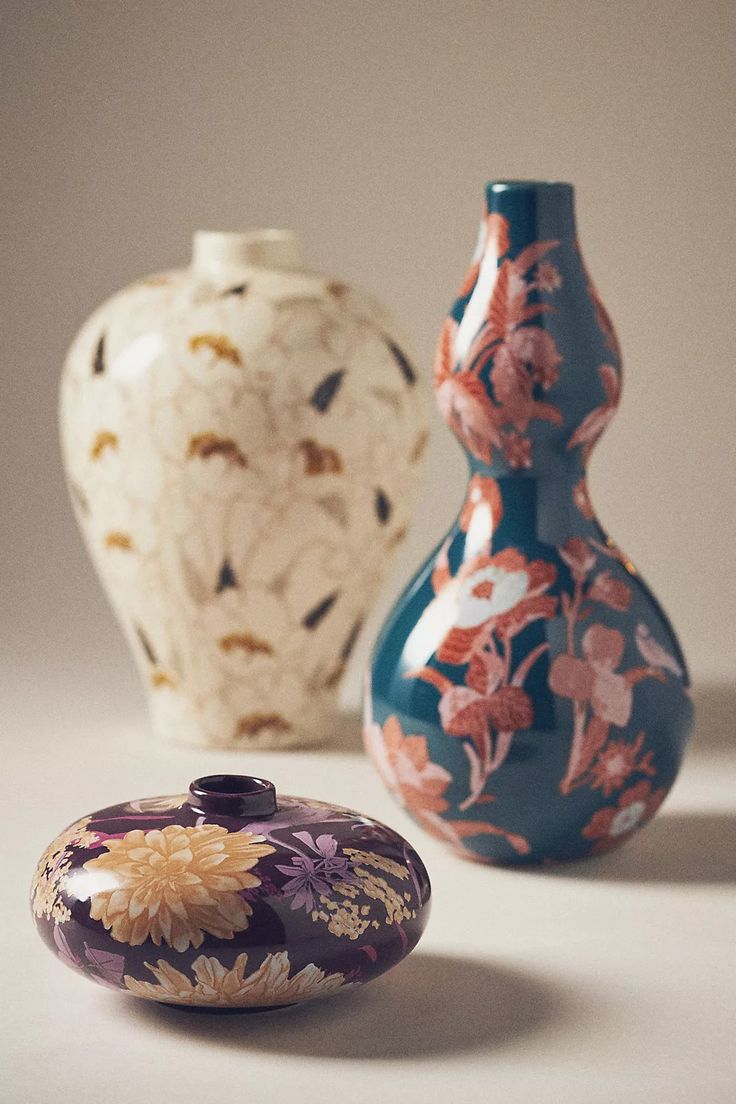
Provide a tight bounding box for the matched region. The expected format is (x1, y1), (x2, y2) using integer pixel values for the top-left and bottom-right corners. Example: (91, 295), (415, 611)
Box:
(310, 369), (345, 413)
(93, 335), (105, 374)
(216, 559), (237, 592)
(375, 488), (392, 524)
(303, 591), (339, 629)
(136, 626), (158, 665)
(222, 284), (248, 297)
(385, 337), (416, 385)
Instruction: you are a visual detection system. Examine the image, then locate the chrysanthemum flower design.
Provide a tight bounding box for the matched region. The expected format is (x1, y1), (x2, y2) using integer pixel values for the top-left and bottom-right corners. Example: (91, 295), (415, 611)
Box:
(124, 950), (345, 1007)
(83, 824), (275, 951)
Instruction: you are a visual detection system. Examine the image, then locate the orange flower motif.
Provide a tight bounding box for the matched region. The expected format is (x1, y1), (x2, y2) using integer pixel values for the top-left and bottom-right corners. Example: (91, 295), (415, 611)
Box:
(437, 548), (557, 666)
(459, 474), (504, 534)
(83, 824), (275, 951)
(588, 732), (655, 797)
(582, 781), (666, 853)
(364, 715), (451, 819)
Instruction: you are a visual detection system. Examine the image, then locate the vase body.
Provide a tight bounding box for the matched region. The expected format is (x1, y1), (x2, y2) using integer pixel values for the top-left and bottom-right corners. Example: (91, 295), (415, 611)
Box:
(60, 230), (427, 748)
(365, 182), (693, 865)
(31, 774), (431, 1010)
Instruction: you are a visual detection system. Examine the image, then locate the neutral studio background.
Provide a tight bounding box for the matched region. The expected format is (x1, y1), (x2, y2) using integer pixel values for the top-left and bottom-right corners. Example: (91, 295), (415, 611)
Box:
(2, 0), (734, 702)
(3, 6), (736, 1103)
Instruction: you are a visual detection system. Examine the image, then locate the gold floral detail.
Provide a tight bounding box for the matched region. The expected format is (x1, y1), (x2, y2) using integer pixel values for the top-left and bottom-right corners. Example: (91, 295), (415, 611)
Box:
(89, 430), (119, 460)
(104, 531), (134, 551)
(298, 438), (344, 475)
(32, 817), (97, 923)
(343, 848), (409, 881)
(189, 333), (242, 366)
(235, 713), (292, 738)
(150, 669), (177, 689)
(219, 633), (273, 656)
(83, 824), (275, 951)
(310, 850), (415, 939)
(124, 950), (345, 1007)
(186, 433), (247, 468)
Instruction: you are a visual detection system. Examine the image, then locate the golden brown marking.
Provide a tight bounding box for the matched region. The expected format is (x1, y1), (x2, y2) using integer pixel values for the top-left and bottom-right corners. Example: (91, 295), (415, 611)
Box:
(90, 430), (119, 461)
(189, 333), (242, 366)
(386, 525), (408, 550)
(151, 669), (177, 689)
(104, 531), (134, 551)
(187, 433), (247, 467)
(298, 438), (343, 475)
(411, 429), (429, 462)
(219, 633), (273, 656)
(235, 713), (292, 738)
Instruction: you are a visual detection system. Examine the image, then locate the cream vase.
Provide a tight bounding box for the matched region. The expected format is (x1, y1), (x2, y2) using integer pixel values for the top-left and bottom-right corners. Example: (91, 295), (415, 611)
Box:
(60, 230), (427, 748)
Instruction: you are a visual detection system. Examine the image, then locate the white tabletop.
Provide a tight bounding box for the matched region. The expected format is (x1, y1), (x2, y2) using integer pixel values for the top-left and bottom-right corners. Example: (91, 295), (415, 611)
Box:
(4, 675), (735, 1104)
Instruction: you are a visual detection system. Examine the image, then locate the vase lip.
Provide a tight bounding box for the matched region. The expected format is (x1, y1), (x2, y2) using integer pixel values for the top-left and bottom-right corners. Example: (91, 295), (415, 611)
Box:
(486, 180), (574, 192)
(187, 773), (278, 818)
(191, 228), (304, 275)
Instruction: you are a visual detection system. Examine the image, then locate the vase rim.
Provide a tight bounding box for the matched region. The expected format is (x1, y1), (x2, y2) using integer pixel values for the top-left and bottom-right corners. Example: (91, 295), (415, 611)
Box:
(487, 180), (573, 192)
(191, 228), (304, 274)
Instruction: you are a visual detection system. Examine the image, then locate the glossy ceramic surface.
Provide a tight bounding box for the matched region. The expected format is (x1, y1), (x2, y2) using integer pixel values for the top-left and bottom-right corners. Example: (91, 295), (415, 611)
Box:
(32, 775), (431, 1009)
(365, 181), (693, 865)
(60, 231), (427, 749)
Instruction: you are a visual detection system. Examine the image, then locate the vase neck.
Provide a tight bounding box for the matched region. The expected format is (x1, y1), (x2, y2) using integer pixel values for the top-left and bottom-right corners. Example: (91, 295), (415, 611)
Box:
(191, 229), (304, 278)
(485, 181), (576, 244)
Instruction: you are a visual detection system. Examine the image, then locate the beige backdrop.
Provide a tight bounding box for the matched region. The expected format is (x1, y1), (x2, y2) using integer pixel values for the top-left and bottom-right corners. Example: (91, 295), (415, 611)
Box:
(2, 0), (734, 716)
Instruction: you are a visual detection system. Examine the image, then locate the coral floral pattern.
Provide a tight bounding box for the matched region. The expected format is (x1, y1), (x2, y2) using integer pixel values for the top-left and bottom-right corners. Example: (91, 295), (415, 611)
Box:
(434, 212), (564, 470)
(366, 183), (692, 865)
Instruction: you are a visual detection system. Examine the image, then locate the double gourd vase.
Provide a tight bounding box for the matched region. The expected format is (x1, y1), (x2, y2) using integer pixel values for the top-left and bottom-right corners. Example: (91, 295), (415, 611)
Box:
(60, 230), (426, 749)
(366, 181), (693, 865)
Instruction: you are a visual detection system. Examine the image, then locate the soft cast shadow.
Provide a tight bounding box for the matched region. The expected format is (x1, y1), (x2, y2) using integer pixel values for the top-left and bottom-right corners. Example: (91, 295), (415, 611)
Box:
(690, 683), (736, 756)
(545, 812), (736, 886)
(121, 951), (574, 1060)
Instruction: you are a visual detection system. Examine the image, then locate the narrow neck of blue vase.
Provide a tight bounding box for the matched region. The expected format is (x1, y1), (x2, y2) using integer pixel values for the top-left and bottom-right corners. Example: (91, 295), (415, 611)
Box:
(485, 181), (576, 245)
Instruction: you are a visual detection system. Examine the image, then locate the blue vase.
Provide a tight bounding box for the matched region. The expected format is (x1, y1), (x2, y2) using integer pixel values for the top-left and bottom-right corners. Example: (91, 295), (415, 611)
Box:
(365, 181), (693, 865)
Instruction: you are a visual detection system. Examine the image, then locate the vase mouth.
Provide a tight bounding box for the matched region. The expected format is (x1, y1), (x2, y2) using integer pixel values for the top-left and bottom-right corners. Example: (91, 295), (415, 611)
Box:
(191, 229), (304, 275)
(187, 774), (278, 818)
(486, 180), (573, 192)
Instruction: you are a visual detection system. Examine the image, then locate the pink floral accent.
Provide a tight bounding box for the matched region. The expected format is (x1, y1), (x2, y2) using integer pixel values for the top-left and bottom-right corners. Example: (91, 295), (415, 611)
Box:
(459, 474), (504, 533)
(554, 537), (664, 795)
(408, 546), (557, 809)
(535, 261), (562, 293)
(573, 477), (595, 520)
(434, 214), (564, 470)
(582, 781), (666, 853)
(588, 732), (655, 797)
(566, 363), (620, 462)
(364, 714), (530, 856)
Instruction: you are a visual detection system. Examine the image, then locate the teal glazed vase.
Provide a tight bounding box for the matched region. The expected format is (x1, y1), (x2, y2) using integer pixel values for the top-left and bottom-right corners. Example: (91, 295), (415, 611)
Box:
(364, 181), (693, 865)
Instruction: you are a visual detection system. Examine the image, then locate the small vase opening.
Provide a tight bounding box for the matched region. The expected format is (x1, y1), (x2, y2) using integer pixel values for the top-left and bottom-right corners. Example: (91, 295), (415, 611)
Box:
(187, 774), (278, 818)
(192, 229), (303, 276)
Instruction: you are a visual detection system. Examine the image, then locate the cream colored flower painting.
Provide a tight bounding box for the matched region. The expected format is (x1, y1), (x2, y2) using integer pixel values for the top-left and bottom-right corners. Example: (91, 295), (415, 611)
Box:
(83, 823), (275, 951)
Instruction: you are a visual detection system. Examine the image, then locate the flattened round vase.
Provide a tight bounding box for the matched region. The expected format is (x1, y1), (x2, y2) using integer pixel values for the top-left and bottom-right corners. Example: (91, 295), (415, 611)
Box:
(60, 229), (427, 749)
(365, 181), (693, 866)
(31, 775), (431, 1010)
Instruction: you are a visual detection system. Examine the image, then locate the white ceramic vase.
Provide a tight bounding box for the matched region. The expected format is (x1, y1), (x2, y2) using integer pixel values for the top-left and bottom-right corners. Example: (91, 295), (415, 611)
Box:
(60, 230), (428, 748)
